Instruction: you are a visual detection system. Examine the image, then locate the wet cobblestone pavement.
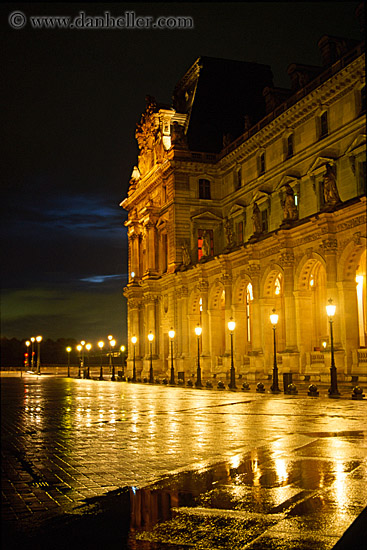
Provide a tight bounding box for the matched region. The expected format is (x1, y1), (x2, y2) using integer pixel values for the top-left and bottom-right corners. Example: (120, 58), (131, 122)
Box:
(1, 375), (367, 549)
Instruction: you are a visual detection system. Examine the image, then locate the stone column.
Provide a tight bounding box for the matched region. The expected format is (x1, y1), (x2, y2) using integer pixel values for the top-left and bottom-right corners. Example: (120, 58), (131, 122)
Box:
(198, 281), (210, 356)
(223, 274), (233, 354)
(248, 265), (262, 352)
(337, 280), (359, 374)
(323, 238), (342, 347)
(280, 252), (298, 351)
(145, 221), (157, 275)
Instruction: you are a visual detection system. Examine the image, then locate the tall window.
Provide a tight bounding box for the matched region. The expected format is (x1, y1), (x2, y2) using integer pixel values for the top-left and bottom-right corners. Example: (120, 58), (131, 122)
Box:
(287, 134), (294, 158)
(246, 283), (253, 342)
(161, 233), (168, 273)
(259, 152), (266, 175)
(198, 229), (214, 260)
(236, 167), (242, 190)
(199, 178), (211, 199)
(261, 209), (268, 232)
(320, 111), (328, 138)
(237, 221), (244, 244)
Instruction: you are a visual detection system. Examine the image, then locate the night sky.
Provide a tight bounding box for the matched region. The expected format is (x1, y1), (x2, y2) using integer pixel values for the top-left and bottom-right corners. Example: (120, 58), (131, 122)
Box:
(2, 2), (361, 345)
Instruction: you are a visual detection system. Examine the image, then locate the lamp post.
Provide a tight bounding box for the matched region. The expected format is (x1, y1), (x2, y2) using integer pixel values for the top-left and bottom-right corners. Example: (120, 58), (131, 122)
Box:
(148, 332), (154, 383)
(228, 318), (236, 389)
(85, 343), (92, 378)
(66, 347), (71, 377)
(326, 299), (340, 397)
(110, 339), (116, 381)
(169, 329), (175, 385)
(120, 345), (126, 377)
(76, 345), (82, 377)
(195, 325), (202, 388)
(30, 337), (35, 370)
(131, 337), (137, 382)
(98, 341), (104, 380)
(25, 340), (31, 370)
(80, 340), (85, 376)
(270, 309), (281, 393)
(36, 336), (42, 375)
(108, 335), (113, 372)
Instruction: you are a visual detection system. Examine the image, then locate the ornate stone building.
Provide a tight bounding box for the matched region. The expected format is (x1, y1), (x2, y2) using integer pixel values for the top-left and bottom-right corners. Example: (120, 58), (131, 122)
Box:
(121, 30), (366, 385)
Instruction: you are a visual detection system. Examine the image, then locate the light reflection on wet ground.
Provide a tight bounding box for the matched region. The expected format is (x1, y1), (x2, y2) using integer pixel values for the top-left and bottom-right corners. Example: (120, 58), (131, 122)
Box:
(1, 376), (366, 549)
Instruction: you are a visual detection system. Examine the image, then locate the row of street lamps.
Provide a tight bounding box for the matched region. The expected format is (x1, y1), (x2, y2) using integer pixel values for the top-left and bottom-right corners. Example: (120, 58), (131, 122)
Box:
(66, 336), (126, 380)
(25, 299), (338, 394)
(130, 298), (339, 396)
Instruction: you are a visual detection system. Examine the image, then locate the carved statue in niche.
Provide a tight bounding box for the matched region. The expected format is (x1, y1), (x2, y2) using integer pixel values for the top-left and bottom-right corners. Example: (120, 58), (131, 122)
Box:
(224, 217), (234, 248)
(202, 230), (211, 257)
(181, 241), (191, 267)
(282, 184), (298, 221)
(252, 203), (262, 234)
(171, 122), (187, 148)
(323, 163), (341, 206)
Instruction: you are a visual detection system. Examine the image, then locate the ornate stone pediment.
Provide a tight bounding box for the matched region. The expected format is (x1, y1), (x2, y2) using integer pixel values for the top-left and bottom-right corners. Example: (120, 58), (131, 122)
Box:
(191, 210), (222, 222)
(307, 156), (336, 176)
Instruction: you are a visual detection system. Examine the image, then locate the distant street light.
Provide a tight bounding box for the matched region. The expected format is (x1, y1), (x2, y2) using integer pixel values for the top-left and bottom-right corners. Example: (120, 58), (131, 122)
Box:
(148, 332), (154, 383)
(326, 299), (340, 397)
(30, 337), (35, 370)
(228, 318), (236, 389)
(36, 336), (42, 375)
(169, 329), (175, 385)
(85, 343), (92, 379)
(108, 335), (113, 372)
(98, 341), (104, 380)
(76, 344), (82, 378)
(66, 346), (72, 377)
(195, 325), (202, 388)
(110, 339), (116, 381)
(25, 340), (31, 370)
(80, 340), (85, 373)
(131, 337), (137, 382)
(270, 309), (281, 393)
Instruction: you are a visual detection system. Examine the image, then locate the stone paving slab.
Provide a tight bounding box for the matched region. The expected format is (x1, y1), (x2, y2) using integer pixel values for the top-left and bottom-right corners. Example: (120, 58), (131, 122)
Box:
(1, 375), (367, 549)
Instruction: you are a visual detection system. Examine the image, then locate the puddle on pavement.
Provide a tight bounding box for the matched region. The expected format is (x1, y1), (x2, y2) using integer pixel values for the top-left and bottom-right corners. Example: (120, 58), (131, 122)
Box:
(3, 432), (365, 549)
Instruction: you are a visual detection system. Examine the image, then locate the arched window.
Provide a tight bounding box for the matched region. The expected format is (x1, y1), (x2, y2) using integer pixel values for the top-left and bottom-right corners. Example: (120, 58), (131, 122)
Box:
(246, 283), (253, 342)
(274, 275), (282, 296)
(356, 250), (366, 347)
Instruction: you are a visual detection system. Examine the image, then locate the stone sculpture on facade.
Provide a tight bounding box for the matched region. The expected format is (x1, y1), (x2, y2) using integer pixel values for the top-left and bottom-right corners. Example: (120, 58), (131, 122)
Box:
(282, 183), (298, 222)
(224, 218), (234, 248)
(201, 231), (211, 257)
(323, 163), (341, 207)
(252, 203), (262, 234)
(181, 241), (191, 267)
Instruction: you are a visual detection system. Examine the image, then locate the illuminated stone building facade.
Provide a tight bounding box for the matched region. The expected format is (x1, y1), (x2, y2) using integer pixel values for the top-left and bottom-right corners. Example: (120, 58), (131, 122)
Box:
(121, 32), (366, 384)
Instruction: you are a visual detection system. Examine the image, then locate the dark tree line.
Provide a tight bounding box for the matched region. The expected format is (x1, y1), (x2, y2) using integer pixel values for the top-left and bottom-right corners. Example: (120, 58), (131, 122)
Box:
(1, 338), (79, 367)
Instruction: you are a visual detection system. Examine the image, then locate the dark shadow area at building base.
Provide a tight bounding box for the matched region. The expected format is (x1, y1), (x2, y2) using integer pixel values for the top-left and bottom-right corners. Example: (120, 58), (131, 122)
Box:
(332, 507), (367, 550)
(1, 487), (131, 550)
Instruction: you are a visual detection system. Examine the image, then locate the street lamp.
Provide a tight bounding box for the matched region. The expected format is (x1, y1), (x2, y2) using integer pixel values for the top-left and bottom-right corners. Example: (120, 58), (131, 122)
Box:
(30, 337), (35, 370)
(108, 335), (113, 372)
(228, 318), (236, 389)
(76, 344), (82, 378)
(25, 340), (31, 370)
(80, 340), (85, 374)
(131, 337), (137, 382)
(270, 309), (281, 393)
(36, 336), (42, 375)
(66, 346), (72, 377)
(98, 341), (104, 380)
(120, 345), (126, 377)
(110, 339), (116, 381)
(195, 325), (202, 388)
(326, 299), (340, 397)
(148, 332), (154, 383)
(169, 329), (175, 385)
(85, 343), (92, 379)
